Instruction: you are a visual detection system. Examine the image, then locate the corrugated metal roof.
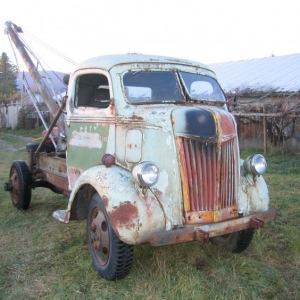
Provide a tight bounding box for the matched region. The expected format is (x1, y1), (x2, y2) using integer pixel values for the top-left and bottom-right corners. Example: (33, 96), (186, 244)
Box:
(209, 53), (300, 93)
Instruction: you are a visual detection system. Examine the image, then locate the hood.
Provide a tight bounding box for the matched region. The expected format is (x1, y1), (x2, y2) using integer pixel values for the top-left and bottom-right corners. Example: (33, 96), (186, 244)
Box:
(171, 106), (236, 143)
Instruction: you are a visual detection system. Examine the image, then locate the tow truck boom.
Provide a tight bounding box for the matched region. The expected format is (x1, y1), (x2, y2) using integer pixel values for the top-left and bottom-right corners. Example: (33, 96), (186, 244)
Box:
(4, 21), (65, 133)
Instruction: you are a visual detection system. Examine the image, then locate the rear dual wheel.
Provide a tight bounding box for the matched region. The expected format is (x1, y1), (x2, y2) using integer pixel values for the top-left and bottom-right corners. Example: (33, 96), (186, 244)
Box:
(87, 193), (133, 280)
(9, 160), (32, 210)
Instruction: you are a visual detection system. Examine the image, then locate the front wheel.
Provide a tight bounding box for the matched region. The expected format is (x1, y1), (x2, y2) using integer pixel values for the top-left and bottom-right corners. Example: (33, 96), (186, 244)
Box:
(210, 228), (255, 253)
(9, 160), (32, 210)
(87, 193), (133, 280)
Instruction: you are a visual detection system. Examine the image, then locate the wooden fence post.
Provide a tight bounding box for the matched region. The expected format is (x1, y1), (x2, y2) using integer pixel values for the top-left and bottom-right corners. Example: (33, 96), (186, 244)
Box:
(263, 105), (267, 154)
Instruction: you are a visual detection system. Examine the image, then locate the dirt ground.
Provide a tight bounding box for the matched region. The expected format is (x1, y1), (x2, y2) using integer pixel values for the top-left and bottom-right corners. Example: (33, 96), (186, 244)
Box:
(0, 139), (18, 151)
(0, 134), (33, 152)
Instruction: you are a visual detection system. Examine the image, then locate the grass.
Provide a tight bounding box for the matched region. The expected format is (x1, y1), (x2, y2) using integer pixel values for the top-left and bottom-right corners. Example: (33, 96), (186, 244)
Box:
(0, 132), (299, 299)
(0, 126), (45, 139)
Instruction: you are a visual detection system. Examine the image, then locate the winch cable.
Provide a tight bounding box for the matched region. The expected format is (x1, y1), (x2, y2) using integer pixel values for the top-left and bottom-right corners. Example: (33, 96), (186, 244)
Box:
(17, 33), (63, 105)
(20, 30), (74, 87)
(7, 34), (57, 147)
(24, 30), (77, 66)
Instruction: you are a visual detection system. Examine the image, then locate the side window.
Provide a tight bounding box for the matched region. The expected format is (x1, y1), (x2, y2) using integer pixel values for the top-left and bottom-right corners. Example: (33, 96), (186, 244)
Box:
(75, 74), (110, 108)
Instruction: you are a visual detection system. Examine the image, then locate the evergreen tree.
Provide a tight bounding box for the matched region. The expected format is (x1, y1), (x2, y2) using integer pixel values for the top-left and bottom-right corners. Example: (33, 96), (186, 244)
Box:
(0, 52), (18, 100)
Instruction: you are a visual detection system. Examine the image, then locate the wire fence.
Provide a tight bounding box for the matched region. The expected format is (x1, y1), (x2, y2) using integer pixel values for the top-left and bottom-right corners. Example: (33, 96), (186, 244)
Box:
(228, 92), (300, 153)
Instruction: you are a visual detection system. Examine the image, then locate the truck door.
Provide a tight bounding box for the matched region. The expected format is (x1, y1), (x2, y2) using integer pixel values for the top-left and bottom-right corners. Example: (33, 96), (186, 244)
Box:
(66, 71), (115, 189)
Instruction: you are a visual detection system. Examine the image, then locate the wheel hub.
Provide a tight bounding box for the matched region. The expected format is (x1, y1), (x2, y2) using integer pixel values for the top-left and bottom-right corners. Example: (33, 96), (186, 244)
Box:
(89, 207), (110, 265)
(10, 169), (19, 204)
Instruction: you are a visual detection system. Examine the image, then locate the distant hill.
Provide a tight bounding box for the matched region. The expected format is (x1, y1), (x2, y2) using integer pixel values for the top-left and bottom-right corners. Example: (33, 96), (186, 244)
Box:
(16, 71), (67, 93)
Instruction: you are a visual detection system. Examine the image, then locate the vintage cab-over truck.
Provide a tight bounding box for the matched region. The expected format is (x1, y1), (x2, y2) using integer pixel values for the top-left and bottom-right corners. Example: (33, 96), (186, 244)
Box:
(5, 53), (276, 280)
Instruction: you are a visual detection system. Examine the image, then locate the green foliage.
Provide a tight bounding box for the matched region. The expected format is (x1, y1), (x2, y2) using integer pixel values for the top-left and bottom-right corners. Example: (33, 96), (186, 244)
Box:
(0, 52), (18, 100)
(17, 106), (41, 130)
(0, 137), (299, 299)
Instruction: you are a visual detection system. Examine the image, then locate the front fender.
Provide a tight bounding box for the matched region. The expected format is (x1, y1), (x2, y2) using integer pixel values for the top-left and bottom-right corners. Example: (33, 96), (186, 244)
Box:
(238, 160), (270, 215)
(65, 165), (166, 245)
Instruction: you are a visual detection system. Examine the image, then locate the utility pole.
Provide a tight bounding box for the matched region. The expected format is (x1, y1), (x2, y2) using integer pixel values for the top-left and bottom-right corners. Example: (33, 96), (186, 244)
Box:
(4, 21), (65, 133)
(0, 71), (3, 97)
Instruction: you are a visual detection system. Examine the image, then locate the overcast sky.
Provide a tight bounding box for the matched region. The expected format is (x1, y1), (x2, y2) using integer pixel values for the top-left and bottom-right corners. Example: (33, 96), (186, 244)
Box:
(1, 0), (299, 73)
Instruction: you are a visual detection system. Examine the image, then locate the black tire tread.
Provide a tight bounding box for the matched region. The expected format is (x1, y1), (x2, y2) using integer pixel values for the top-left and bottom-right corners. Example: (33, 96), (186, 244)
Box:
(106, 232), (133, 280)
(210, 228), (255, 253)
(87, 193), (133, 281)
(233, 227), (255, 253)
(10, 160), (32, 210)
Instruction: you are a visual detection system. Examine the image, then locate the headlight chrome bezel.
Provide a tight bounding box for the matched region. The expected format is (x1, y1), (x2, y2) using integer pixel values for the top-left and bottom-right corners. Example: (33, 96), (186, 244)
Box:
(132, 161), (159, 187)
(243, 154), (267, 176)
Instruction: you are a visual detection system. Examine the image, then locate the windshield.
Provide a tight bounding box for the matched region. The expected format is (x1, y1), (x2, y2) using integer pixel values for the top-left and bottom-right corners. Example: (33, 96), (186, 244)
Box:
(179, 72), (226, 102)
(123, 70), (226, 104)
(123, 71), (183, 103)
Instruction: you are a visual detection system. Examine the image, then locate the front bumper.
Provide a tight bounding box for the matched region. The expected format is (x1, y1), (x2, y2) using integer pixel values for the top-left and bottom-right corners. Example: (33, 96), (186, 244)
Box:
(149, 209), (277, 246)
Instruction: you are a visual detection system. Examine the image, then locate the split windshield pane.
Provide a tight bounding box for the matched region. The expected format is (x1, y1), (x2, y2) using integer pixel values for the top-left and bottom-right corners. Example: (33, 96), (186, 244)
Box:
(123, 71), (183, 103)
(179, 72), (226, 102)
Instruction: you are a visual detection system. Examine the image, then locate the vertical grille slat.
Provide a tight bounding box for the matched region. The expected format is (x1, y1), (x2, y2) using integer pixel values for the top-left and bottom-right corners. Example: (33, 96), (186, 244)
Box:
(211, 143), (217, 210)
(206, 145), (212, 209)
(224, 142), (230, 207)
(183, 140), (194, 211)
(195, 142), (204, 211)
(189, 140), (198, 211)
(200, 143), (208, 210)
(228, 140), (233, 207)
(230, 141), (235, 205)
(178, 137), (237, 222)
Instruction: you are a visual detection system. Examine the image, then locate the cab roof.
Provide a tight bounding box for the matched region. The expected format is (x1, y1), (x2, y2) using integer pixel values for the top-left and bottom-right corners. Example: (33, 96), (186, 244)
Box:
(75, 53), (213, 73)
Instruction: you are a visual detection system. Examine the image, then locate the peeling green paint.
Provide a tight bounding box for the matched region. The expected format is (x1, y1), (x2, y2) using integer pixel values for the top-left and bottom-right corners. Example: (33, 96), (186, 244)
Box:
(67, 122), (111, 185)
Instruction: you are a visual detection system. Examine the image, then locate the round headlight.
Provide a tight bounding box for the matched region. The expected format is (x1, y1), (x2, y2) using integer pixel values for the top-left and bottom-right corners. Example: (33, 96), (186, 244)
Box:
(243, 154), (267, 175)
(132, 162), (159, 187)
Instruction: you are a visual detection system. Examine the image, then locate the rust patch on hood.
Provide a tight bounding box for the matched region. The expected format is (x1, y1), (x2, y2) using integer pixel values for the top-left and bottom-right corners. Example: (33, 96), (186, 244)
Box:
(216, 109), (236, 136)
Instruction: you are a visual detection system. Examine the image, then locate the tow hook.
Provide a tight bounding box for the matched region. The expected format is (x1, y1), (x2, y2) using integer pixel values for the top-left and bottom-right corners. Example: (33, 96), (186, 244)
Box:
(194, 228), (209, 243)
(250, 217), (264, 228)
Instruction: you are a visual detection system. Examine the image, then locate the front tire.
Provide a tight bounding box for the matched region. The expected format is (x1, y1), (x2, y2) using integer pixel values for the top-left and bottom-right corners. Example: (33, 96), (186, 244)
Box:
(87, 193), (133, 280)
(9, 160), (32, 210)
(210, 228), (255, 253)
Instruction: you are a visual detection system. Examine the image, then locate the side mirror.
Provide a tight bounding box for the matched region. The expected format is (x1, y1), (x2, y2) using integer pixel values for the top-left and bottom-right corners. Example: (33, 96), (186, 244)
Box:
(63, 74), (70, 85)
